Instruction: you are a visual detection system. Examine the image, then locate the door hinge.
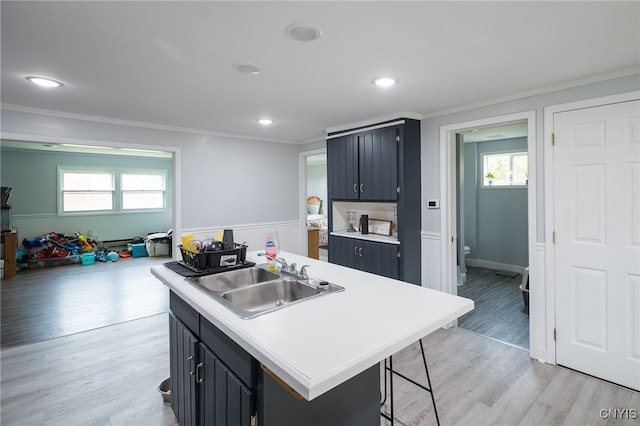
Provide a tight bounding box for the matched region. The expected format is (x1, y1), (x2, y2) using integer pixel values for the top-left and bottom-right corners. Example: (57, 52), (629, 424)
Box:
(251, 413), (258, 426)
(397, 251), (401, 258)
(552, 231), (556, 244)
(553, 328), (557, 341)
(396, 135), (400, 142)
(552, 133), (556, 146)
(396, 186), (400, 193)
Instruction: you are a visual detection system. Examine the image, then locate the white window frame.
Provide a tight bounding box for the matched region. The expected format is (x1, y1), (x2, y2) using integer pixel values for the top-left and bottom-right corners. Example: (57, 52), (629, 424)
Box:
(481, 150), (528, 188)
(121, 170), (167, 211)
(58, 167), (168, 215)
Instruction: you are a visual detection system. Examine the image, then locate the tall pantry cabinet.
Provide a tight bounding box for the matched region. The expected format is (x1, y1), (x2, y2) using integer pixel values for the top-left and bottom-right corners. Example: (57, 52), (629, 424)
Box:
(326, 118), (422, 285)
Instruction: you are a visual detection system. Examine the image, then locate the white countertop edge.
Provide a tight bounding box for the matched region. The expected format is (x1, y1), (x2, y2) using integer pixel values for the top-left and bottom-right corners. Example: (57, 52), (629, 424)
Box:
(330, 231), (400, 245)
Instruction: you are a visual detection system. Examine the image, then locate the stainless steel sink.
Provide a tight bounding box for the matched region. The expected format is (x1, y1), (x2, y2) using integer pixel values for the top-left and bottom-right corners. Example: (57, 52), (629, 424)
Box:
(187, 265), (344, 319)
(188, 267), (280, 292)
(218, 278), (344, 319)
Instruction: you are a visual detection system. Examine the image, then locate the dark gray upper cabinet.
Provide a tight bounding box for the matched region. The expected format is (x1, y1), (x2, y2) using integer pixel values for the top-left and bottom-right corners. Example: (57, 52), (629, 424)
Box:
(327, 118), (422, 285)
(327, 134), (359, 200)
(327, 127), (398, 201)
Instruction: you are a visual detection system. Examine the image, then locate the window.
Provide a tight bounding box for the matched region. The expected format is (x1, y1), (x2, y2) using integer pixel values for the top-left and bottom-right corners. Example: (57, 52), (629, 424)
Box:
(62, 171), (114, 212)
(59, 168), (166, 214)
(483, 151), (528, 187)
(122, 173), (165, 210)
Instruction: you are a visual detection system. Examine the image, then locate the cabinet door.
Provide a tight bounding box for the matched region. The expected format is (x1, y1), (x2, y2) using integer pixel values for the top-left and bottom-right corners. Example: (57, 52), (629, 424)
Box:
(327, 134), (359, 200)
(330, 236), (399, 279)
(358, 127), (398, 201)
(329, 236), (357, 269)
(170, 313), (199, 426)
(199, 344), (254, 426)
(358, 240), (399, 280)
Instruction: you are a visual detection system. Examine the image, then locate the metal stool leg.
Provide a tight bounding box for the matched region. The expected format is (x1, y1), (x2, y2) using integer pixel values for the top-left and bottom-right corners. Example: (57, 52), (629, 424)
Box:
(380, 339), (440, 426)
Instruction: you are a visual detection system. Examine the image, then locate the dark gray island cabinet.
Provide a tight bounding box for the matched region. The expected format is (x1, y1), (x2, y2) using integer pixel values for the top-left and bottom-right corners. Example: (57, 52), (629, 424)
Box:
(168, 291), (379, 426)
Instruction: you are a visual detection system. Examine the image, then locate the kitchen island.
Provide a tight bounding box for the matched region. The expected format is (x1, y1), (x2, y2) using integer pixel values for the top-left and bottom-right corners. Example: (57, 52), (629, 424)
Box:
(151, 250), (473, 425)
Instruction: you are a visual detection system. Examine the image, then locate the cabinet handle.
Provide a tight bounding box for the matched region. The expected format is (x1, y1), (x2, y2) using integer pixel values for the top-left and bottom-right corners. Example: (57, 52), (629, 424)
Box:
(354, 246), (358, 256)
(353, 184), (358, 193)
(195, 362), (204, 384)
(359, 247), (363, 256)
(187, 355), (194, 376)
(360, 183), (364, 193)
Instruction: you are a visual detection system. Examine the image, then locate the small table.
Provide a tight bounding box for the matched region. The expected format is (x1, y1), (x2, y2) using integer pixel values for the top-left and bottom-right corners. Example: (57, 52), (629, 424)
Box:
(1, 231), (18, 279)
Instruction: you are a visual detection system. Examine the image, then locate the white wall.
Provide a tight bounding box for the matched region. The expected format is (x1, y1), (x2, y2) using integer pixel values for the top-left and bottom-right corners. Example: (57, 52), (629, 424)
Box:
(464, 137), (529, 270)
(0, 109), (303, 255)
(420, 74), (640, 241)
(306, 161), (327, 212)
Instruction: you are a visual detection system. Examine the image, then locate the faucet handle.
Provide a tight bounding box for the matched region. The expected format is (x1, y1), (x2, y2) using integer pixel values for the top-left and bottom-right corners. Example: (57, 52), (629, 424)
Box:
(299, 265), (310, 280)
(277, 257), (289, 271)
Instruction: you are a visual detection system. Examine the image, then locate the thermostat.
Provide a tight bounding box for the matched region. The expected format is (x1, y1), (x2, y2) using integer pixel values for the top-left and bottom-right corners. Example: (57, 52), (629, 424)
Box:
(427, 200), (439, 209)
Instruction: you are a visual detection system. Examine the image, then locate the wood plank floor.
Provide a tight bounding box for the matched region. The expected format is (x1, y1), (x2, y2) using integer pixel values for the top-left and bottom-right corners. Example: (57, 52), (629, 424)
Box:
(457, 266), (530, 349)
(1, 256), (169, 347)
(1, 259), (637, 425)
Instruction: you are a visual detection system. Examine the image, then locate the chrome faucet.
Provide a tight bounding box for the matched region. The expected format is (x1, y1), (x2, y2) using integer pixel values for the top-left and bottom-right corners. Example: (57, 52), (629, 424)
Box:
(257, 254), (310, 279)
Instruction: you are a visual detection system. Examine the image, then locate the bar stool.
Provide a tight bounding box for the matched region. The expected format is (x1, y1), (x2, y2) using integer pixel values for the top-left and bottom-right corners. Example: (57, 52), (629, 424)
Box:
(380, 339), (440, 425)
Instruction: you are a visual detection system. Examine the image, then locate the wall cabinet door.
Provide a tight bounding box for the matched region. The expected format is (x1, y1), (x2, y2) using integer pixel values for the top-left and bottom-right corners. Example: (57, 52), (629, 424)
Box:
(170, 312), (199, 426)
(328, 128), (398, 201)
(358, 127), (398, 201)
(199, 344), (254, 426)
(329, 236), (399, 279)
(327, 134), (359, 200)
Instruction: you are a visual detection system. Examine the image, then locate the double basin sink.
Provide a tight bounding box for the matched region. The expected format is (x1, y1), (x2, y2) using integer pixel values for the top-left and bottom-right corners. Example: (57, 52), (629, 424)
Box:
(186, 265), (344, 319)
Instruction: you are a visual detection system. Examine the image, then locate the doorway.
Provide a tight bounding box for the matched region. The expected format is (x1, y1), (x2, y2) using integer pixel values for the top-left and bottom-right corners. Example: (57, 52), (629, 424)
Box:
(454, 124), (530, 349)
(439, 111), (537, 355)
(300, 149), (328, 261)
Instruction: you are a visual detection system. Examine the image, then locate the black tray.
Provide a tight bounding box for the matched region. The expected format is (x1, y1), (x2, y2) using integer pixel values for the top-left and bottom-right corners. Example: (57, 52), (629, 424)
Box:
(163, 260), (256, 277)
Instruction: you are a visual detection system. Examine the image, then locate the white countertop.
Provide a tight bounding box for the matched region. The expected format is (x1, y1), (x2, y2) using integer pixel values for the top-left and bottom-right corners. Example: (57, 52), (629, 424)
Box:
(331, 230), (400, 244)
(151, 250), (473, 400)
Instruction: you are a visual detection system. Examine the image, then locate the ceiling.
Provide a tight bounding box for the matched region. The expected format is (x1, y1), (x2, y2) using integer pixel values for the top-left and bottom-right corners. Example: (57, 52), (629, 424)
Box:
(1, 1), (638, 145)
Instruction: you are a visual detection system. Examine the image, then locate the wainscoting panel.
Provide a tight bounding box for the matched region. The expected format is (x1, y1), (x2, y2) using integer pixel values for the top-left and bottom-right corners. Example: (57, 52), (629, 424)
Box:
(421, 232), (441, 291)
(183, 220), (301, 257)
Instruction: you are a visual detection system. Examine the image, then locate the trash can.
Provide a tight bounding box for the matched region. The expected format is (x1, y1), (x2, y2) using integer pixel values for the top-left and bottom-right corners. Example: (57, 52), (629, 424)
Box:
(520, 267), (529, 314)
(158, 377), (171, 402)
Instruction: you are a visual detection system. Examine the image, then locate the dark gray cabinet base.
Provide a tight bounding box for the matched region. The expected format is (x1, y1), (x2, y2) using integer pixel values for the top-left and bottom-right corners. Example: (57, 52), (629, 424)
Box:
(259, 365), (380, 426)
(169, 291), (381, 426)
(329, 235), (399, 279)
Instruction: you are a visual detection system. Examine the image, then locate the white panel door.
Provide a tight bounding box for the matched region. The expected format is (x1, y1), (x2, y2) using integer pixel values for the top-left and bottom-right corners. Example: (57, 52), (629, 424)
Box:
(554, 99), (640, 390)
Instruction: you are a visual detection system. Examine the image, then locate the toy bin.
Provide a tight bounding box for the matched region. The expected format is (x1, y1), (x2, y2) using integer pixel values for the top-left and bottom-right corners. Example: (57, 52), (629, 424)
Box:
(80, 253), (96, 265)
(132, 243), (148, 257)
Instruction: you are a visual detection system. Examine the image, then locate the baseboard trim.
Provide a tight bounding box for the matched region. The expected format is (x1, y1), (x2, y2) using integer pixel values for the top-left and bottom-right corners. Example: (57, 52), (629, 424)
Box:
(465, 258), (526, 274)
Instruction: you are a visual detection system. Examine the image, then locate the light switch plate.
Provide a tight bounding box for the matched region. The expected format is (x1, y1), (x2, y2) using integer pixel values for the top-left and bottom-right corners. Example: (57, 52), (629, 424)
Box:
(427, 199), (439, 209)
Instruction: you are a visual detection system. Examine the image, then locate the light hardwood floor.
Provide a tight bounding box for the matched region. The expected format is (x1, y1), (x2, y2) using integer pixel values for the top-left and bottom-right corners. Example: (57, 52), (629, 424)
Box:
(1, 259), (638, 425)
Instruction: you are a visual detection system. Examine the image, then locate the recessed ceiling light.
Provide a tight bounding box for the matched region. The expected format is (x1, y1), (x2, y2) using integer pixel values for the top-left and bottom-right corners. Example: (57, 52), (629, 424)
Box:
(257, 119), (273, 125)
(26, 76), (64, 88)
(285, 23), (322, 42)
(233, 63), (261, 75)
(373, 77), (397, 87)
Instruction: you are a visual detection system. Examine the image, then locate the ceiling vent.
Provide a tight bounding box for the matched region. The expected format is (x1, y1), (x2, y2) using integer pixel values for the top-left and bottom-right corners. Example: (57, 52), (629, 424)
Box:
(286, 23), (322, 42)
